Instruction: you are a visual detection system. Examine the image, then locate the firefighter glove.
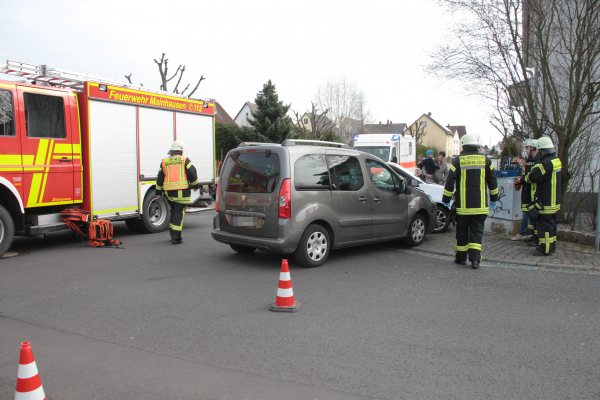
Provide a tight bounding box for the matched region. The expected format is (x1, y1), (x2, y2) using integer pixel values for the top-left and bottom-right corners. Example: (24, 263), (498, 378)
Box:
(443, 203), (451, 208)
(490, 201), (497, 210)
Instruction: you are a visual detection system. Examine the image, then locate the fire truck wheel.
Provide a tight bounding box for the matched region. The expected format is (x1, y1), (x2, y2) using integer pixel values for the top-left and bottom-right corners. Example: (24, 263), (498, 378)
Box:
(0, 204), (15, 258)
(138, 189), (170, 233)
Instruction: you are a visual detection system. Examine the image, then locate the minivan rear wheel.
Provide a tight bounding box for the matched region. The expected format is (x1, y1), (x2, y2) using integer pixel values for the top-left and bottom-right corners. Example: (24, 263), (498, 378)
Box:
(403, 214), (426, 247)
(230, 244), (257, 254)
(294, 224), (330, 268)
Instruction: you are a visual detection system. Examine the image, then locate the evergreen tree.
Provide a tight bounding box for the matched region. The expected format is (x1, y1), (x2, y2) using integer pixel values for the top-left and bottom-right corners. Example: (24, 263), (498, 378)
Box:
(215, 122), (269, 161)
(248, 80), (293, 143)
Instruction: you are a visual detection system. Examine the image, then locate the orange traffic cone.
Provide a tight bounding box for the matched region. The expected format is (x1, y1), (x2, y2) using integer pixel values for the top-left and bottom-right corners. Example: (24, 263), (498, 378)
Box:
(269, 259), (299, 312)
(15, 342), (46, 400)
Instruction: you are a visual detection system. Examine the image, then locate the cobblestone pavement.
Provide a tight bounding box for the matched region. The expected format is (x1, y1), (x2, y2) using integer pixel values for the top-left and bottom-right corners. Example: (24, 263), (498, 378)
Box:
(421, 225), (600, 270)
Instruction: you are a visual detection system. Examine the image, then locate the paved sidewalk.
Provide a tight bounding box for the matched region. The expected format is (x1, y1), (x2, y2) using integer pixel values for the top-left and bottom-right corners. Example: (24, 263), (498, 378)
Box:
(421, 226), (600, 270)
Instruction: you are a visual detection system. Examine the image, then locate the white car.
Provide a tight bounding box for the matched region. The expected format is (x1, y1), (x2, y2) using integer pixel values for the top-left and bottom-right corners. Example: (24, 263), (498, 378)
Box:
(387, 162), (452, 233)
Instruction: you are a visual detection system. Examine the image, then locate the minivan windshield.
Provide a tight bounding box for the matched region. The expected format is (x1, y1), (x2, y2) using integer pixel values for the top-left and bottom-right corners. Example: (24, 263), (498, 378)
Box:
(354, 146), (391, 162)
(222, 151), (280, 193)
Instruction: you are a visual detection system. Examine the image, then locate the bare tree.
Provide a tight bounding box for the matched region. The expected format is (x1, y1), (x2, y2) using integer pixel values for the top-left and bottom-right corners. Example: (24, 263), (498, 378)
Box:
(426, 0), (600, 222)
(125, 53), (205, 98)
(405, 118), (427, 145)
(315, 76), (374, 143)
(291, 102), (337, 141)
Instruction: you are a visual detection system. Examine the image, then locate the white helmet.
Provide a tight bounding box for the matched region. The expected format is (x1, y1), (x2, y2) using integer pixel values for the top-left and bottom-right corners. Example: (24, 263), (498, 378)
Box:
(460, 133), (479, 147)
(524, 139), (538, 149)
(537, 137), (555, 154)
(169, 140), (186, 153)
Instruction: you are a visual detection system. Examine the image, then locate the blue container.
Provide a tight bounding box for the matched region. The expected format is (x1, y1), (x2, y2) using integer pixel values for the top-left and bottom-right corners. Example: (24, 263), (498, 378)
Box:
(496, 170), (519, 177)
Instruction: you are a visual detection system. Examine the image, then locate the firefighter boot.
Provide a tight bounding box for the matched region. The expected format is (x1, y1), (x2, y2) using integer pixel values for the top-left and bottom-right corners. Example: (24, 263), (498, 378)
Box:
(533, 248), (554, 257)
(454, 260), (467, 265)
(471, 260), (480, 269)
(170, 229), (183, 245)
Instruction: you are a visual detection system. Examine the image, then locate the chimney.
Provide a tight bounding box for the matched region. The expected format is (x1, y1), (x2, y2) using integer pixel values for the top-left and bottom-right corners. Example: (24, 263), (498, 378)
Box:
(379, 121), (381, 125)
(386, 119), (389, 127)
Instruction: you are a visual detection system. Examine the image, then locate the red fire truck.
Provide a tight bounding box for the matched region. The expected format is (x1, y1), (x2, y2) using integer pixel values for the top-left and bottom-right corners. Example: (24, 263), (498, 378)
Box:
(0, 61), (216, 257)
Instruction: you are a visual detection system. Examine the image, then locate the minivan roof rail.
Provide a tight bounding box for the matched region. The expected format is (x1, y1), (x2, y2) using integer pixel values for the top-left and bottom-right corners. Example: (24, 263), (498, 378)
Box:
(237, 142), (279, 148)
(281, 139), (350, 149)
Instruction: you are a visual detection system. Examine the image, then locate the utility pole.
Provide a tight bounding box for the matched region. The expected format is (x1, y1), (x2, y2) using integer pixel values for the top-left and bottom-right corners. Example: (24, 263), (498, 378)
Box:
(594, 97), (600, 251)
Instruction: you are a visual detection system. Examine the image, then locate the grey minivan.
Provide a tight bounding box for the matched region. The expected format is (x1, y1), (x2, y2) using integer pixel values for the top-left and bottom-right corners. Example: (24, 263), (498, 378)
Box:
(212, 140), (436, 267)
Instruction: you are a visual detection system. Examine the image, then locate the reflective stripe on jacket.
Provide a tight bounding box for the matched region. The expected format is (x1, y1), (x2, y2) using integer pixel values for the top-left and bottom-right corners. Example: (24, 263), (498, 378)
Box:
(442, 150), (499, 215)
(162, 156), (190, 190)
(525, 154), (562, 214)
(156, 156), (200, 204)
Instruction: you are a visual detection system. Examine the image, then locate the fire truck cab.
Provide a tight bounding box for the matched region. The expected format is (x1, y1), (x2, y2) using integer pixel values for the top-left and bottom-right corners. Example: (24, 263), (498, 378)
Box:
(0, 61), (216, 257)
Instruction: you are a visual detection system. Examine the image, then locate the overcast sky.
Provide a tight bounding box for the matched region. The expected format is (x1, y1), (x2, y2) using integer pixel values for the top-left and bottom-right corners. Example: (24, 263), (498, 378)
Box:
(1, 0), (501, 147)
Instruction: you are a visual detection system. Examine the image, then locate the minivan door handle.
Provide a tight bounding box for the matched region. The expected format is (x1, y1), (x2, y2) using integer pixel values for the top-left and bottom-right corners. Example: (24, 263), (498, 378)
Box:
(373, 196), (382, 202)
(358, 196), (368, 202)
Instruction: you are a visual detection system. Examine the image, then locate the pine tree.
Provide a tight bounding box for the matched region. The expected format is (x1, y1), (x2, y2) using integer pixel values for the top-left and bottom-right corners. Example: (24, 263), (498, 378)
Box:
(248, 80), (293, 143)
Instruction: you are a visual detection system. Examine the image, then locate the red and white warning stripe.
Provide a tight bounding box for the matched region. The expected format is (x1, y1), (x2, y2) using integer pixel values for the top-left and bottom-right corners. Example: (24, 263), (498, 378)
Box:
(15, 342), (46, 400)
(275, 260), (296, 307)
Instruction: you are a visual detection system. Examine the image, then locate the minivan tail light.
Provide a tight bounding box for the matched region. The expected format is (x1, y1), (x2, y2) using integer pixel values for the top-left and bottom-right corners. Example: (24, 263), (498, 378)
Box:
(278, 179), (291, 219)
(215, 183), (219, 212)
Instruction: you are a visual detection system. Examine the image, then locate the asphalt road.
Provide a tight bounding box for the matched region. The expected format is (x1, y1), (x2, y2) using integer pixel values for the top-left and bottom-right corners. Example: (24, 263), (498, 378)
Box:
(1, 212), (599, 399)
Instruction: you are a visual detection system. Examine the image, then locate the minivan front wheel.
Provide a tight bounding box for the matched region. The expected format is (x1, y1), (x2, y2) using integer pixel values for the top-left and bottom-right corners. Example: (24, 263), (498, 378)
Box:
(434, 206), (451, 233)
(403, 214), (426, 247)
(294, 224), (330, 268)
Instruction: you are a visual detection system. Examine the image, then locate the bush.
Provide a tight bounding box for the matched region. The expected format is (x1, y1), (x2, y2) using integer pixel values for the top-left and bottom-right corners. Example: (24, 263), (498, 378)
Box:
(500, 139), (521, 160)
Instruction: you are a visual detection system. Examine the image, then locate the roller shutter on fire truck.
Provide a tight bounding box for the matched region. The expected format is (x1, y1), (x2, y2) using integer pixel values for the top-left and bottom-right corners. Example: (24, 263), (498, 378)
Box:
(175, 112), (214, 184)
(88, 101), (139, 219)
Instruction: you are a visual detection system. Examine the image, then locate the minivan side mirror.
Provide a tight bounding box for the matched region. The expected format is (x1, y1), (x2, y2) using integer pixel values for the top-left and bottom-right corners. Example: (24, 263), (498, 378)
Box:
(391, 156), (398, 163)
(399, 180), (406, 193)
(410, 179), (420, 188)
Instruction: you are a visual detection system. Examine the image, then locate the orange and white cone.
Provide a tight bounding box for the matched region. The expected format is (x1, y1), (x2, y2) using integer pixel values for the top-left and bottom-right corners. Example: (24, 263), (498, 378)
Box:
(15, 342), (46, 400)
(269, 259), (299, 312)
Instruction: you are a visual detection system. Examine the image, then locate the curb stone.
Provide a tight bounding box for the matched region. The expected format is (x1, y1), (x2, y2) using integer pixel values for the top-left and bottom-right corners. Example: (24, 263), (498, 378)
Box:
(415, 247), (595, 271)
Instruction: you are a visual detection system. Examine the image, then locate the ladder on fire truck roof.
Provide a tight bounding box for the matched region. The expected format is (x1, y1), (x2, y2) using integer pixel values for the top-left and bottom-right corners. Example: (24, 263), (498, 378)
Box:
(0, 60), (196, 100)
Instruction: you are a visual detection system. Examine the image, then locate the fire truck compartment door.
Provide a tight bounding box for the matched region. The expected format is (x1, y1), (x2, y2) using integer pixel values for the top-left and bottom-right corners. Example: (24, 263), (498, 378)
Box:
(89, 100), (138, 217)
(17, 88), (75, 207)
(138, 107), (174, 179)
(175, 112), (214, 202)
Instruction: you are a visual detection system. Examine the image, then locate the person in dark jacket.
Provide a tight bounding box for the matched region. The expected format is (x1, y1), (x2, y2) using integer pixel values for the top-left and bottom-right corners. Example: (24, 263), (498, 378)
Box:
(422, 150), (440, 183)
(525, 137), (561, 256)
(156, 141), (200, 244)
(442, 134), (498, 269)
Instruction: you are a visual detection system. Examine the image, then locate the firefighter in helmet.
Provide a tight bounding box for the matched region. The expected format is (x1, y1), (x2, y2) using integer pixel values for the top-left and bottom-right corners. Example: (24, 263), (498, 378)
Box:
(442, 134), (499, 269)
(514, 139), (540, 243)
(524, 136), (561, 256)
(156, 141), (200, 244)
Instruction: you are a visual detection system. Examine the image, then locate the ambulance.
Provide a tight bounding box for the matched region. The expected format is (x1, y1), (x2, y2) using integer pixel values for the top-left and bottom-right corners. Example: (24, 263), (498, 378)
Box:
(0, 61), (216, 257)
(352, 134), (416, 172)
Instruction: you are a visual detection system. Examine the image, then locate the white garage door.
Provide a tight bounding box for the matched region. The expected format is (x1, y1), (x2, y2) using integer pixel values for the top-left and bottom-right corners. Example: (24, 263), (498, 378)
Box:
(139, 107), (174, 179)
(175, 112), (214, 183)
(89, 100), (139, 217)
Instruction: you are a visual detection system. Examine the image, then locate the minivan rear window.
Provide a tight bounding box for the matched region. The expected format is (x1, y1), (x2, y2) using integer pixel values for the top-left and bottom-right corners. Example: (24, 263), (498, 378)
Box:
(222, 151), (280, 193)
